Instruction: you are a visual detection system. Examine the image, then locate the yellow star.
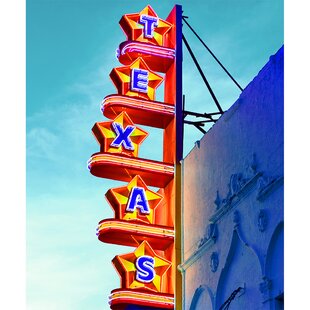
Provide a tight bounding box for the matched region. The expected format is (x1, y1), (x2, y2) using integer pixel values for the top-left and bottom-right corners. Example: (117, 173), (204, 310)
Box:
(106, 175), (163, 224)
(92, 112), (148, 157)
(112, 240), (171, 293)
(119, 5), (173, 46)
(110, 57), (163, 101)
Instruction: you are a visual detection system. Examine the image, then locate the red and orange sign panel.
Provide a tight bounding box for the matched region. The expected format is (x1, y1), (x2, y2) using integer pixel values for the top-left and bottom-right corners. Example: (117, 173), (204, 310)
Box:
(88, 5), (183, 310)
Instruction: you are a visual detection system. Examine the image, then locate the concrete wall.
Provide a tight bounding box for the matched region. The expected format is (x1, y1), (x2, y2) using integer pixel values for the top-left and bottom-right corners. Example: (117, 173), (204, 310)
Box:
(180, 46), (284, 310)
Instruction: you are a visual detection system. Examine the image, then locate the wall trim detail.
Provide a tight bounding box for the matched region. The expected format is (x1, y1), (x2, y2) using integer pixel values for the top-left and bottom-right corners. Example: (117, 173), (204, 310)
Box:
(210, 153), (283, 224)
(259, 275), (272, 303)
(257, 209), (268, 232)
(257, 175), (284, 201)
(210, 172), (262, 223)
(210, 252), (219, 272)
(178, 237), (216, 273)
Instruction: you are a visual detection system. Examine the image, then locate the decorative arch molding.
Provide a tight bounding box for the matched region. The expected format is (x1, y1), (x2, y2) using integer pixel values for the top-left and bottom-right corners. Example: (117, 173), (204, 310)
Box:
(265, 221), (284, 274)
(261, 221), (284, 302)
(189, 285), (214, 310)
(234, 220), (264, 274)
(215, 229), (261, 310)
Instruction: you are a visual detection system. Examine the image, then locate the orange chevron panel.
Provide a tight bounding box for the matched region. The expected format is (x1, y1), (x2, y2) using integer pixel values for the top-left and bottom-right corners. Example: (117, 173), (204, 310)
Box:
(88, 153), (174, 188)
(101, 95), (175, 129)
(97, 219), (174, 250)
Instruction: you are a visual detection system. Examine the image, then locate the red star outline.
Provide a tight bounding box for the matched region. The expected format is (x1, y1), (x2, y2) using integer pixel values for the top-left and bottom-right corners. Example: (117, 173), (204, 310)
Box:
(92, 112), (148, 157)
(112, 240), (171, 292)
(105, 175), (163, 224)
(110, 57), (163, 101)
(119, 5), (173, 46)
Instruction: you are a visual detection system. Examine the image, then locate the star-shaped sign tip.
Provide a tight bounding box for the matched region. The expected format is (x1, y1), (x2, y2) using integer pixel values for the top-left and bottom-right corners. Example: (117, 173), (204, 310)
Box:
(119, 5), (173, 47)
(106, 175), (163, 224)
(110, 57), (163, 101)
(113, 240), (171, 292)
(92, 112), (148, 157)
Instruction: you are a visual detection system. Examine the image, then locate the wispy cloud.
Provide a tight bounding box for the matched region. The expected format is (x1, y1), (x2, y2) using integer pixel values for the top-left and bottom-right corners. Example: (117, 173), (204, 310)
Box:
(26, 55), (127, 309)
(27, 193), (126, 310)
(27, 253), (119, 310)
(27, 127), (60, 161)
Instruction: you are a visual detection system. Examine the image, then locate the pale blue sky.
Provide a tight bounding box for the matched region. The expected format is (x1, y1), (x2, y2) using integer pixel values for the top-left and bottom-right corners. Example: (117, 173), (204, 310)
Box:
(26, 1), (283, 309)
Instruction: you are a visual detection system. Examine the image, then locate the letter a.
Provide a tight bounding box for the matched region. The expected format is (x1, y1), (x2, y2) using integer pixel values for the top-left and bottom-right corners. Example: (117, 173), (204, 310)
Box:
(126, 187), (150, 214)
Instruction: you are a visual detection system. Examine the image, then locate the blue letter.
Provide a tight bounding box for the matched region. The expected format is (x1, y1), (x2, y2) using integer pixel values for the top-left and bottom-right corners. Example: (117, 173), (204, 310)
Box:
(110, 122), (135, 150)
(126, 187), (150, 214)
(135, 256), (155, 283)
(139, 15), (158, 38)
(131, 68), (148, 93)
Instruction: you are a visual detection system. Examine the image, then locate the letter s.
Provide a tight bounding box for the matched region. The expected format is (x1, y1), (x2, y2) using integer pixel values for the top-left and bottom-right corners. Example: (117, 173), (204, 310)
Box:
(135, 255), (155, 283)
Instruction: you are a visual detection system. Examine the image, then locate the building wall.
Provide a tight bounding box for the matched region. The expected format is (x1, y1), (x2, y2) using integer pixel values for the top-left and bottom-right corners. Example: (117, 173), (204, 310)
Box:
(180, 46), (284, 310)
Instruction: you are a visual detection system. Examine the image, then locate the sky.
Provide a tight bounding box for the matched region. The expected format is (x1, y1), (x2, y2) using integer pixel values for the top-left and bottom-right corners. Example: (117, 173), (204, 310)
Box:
(22, 0), (284, 309)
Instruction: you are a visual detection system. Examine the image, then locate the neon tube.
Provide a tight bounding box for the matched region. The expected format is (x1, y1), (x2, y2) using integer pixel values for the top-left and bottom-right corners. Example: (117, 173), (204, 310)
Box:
(101, 95), (175, 115)
(101, 95), (175, 128)
(97, 220), (174, 237)
(119, 41), (175, 59)
(88, 153), (174, 172)
(109, 289), (174, 308)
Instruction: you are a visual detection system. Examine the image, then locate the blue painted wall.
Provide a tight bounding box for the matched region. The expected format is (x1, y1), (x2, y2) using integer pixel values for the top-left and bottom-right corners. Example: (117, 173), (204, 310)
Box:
(180, 46), (284, 310)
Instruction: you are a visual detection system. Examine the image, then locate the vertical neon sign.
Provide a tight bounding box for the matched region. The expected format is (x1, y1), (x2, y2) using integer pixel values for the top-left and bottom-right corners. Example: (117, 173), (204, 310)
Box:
(88, 5), (183, 310)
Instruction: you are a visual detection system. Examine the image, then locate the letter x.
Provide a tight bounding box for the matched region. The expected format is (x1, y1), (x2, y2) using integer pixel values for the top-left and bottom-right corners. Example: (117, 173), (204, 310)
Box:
(110, 122), (135, 151)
